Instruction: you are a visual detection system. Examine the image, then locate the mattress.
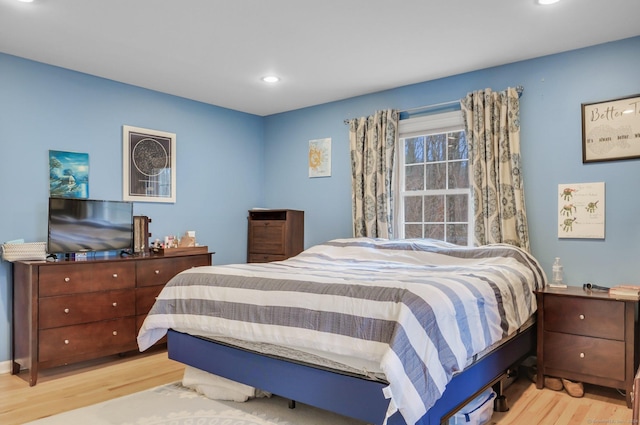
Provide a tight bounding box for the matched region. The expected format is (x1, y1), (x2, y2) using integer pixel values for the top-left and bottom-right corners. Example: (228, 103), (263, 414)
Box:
(191, 314), (536, 383)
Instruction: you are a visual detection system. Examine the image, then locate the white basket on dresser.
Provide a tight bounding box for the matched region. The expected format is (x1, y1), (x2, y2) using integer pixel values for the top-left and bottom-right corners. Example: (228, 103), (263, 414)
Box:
(1, 242), (47, 262)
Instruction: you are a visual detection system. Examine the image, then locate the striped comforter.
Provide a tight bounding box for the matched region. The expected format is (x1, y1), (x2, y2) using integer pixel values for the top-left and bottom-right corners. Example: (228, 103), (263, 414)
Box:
(138, 238), (545, 425)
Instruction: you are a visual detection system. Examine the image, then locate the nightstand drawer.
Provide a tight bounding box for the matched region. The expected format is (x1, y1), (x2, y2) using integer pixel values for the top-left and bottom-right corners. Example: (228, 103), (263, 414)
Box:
(544, 331), (626, 381)
(544, 296), (624, 340)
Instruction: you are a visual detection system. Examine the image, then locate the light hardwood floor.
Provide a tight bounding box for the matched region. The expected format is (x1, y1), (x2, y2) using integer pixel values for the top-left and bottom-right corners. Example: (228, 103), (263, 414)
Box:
(0, 350), (633, 425)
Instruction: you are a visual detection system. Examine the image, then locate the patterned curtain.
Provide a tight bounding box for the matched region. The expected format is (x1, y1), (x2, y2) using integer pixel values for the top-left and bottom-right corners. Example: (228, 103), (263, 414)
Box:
(460, 87), (530, 251)
(348, 109), (399, 238)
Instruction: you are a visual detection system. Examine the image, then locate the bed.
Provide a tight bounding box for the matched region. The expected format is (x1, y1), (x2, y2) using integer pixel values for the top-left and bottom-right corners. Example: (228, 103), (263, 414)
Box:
(138, 237), (545, 425)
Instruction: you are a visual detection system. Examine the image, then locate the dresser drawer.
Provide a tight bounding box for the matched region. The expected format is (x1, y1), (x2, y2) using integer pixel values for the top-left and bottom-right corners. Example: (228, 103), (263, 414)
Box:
(249, 221), (286, 254)
(39, 289), (135, 329)
(39, 262), (136, 296)
(39, 317), (137, 365)
(544, 331), (626, 381)
(136, 285), (164, 315)
(544, 296), (624, 340)
(136, 255), (210, 287)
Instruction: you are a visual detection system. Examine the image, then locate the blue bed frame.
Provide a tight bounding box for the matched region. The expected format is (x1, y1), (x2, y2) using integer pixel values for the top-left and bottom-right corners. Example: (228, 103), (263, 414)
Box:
(167, 325), (534, 425)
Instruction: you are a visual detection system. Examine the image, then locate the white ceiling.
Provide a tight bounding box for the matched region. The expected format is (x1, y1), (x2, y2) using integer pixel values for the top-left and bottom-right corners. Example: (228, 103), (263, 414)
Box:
(1, 0), (639, 116)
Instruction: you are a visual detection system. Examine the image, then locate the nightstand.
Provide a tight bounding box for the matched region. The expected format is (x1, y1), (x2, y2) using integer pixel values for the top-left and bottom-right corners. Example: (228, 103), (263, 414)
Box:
(536, 286), (639, 407)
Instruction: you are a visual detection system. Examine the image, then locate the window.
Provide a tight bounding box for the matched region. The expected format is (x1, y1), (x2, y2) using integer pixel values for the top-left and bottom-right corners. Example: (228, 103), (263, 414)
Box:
(397, 111), (472, 246)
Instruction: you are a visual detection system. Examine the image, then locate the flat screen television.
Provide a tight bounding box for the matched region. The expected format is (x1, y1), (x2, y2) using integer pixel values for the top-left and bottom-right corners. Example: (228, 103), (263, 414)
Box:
(47, 197), (134, 254)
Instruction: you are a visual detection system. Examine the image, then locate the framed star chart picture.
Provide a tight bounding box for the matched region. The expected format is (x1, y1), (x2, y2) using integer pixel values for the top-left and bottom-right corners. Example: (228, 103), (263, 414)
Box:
(122, 125), (176, 203)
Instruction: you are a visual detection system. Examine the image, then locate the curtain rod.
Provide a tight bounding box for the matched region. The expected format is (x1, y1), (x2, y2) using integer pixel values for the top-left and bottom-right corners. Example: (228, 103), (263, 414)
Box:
(343, 85), (524, 125)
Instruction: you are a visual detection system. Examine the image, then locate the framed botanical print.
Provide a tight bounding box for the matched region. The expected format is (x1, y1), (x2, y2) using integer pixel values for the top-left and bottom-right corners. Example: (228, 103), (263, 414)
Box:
(123, 125), (176, 203)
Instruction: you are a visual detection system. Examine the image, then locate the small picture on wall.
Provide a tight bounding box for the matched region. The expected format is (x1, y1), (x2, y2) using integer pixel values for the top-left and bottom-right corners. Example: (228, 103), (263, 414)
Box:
(123, 125), (176, 203)
(49, 150), (89, 198)
(309, 137), (331, 178)
(558, 182), (605, 239)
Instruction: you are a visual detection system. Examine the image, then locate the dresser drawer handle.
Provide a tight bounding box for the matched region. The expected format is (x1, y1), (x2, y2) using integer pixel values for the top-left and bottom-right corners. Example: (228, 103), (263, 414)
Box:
(112, 331), (118, 336)
(154, 270), (160, 274)
(64, 308), (70, 314)
(580, 352), (585, 358)
(64, 339), (69, 345)
(112, 302), (118, 307)
(64, 277), (70, 282)
(112, 273), (118, 278)
(579, 314), (585, 320)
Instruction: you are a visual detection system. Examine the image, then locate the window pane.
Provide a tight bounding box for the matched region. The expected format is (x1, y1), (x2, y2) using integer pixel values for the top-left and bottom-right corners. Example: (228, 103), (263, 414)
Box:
(425, 163), (446, 190)
(447, 224), (468, 246)
(404, 196), (422, 222)
(446, 194), (468, 222)
(448, 161), (469, 189)
(404, 137), (424, 164)
(405, 224), (423, 238)
(424, 195), (444, 222)
(424, 224), (444, 240)
(405, 164), (424, 191)
(447, 131), (467, 161)
(425, 134), (447, 162)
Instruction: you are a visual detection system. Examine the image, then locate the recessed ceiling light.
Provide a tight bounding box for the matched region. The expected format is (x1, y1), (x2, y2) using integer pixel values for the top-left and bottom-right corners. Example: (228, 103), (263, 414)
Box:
(17, 0), (35, 3)
(537, 0), (559, 4)
(262, 76), (280, 83)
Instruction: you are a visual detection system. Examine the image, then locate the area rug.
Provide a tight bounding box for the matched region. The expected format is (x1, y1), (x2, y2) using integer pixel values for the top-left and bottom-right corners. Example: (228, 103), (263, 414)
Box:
(25, 382), (369, 425)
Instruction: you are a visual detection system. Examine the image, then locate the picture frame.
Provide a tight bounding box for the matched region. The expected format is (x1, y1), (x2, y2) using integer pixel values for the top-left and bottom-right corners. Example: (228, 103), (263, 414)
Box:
(581, 94), (640, 163)
(123, 125), (176, 203)
(308, 137), (331, 178)
(49, 150), (89, 199)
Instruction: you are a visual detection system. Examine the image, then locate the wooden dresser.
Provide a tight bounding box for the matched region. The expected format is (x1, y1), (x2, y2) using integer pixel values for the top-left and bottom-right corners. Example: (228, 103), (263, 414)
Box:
(12, 251), (212, 386)
(536, 286), (639, 407)
(247, 209), (304, 263)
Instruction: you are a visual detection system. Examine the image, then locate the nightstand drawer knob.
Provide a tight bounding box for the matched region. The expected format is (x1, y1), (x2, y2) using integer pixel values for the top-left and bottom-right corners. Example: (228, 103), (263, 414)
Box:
(580, 352), (585, 358)
(155, 270), (160, 274)
(112, 273), (118, 278)
(64, 339), (69, 345)
(579, 314), (585, 320)
(64, 277), (70, 282)
(64, 308), (70, 314)
(112, 302), (118, 307)
(113, 331), (118, 336)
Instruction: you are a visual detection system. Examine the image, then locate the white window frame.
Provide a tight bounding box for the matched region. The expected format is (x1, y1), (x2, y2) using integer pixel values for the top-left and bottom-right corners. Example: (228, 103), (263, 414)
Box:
(396, 110), (473, 245)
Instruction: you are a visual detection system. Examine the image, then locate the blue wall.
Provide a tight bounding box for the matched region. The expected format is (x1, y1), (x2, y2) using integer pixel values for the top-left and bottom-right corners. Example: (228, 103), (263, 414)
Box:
(263, 36), (640, 289)
(0, 54), (265, 363)
(1, 36), (639, 365)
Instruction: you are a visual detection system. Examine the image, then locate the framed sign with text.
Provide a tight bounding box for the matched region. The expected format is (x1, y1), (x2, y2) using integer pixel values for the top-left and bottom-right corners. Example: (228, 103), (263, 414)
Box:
(582, 94), (640, 163)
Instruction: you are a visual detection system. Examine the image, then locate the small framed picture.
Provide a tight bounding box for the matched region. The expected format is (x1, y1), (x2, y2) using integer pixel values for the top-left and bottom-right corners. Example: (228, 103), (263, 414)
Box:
(123, 125), (176, 203)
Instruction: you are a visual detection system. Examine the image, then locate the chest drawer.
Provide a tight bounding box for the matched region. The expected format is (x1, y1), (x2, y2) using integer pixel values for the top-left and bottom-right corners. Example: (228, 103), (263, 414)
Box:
(248, 253), (287, 263)
(249, 221), (286, 254)
(39, 262), (136, 296)
(544, 296), (624, 340)
(544, 331), (626, 381)
(39, 289), (136, 329)
(39, 317), (137, 365)
(136, 255), (211, 287)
